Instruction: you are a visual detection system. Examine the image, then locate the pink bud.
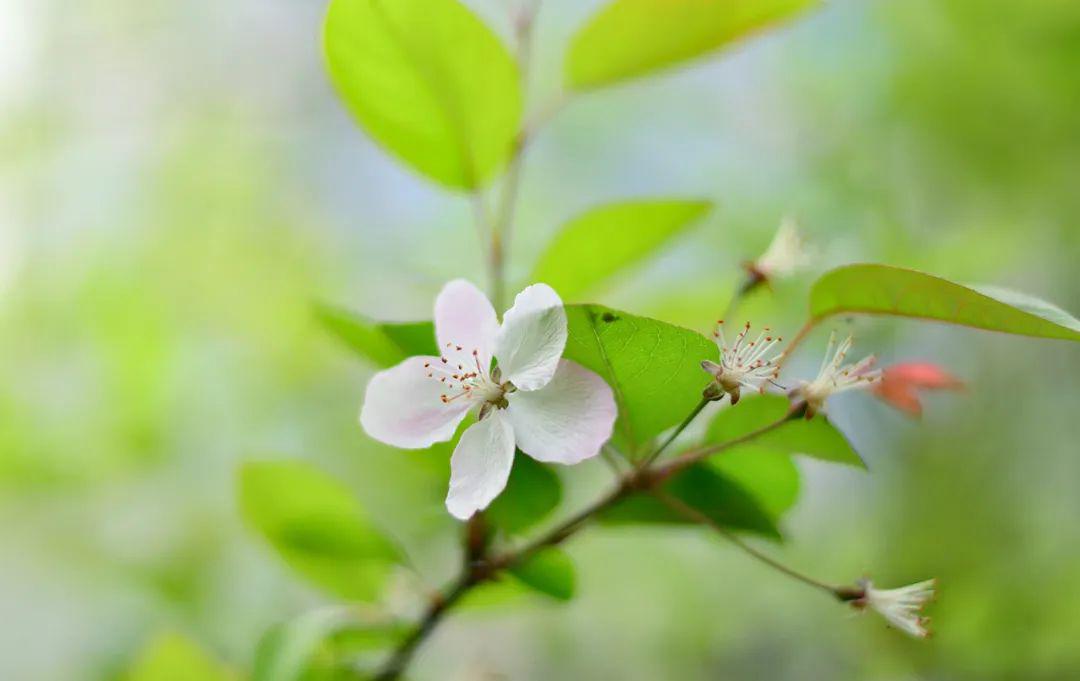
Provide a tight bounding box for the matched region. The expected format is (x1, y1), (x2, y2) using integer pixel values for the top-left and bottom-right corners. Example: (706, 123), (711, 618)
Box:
(873, 362), (964, 417)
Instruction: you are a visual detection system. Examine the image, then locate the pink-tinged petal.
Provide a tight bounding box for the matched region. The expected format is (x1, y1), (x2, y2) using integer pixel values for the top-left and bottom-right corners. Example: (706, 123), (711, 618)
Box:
(435, 279), (499, 369)
(445, 411), (516, 520)
(495, 283), (567, 391)
(360, 356), (470, 449)
(873, 362), (964, 418)
(506, 359), (616, 465)
(881, 362), (964, 389)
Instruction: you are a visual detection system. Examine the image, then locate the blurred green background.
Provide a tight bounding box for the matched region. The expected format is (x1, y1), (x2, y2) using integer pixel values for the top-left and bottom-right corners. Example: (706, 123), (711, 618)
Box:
(2, 0), (1079, 679)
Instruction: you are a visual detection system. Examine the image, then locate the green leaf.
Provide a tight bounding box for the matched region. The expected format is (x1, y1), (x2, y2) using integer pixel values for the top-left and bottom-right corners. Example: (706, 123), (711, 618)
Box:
(486, 453), (562, 535)
(566, 0), (818, 90)
(809, 264), (1080, 341)
(563, 305), (717, 454)
(530, 199), (711, 300)
(316, 305), (437, 367)
(508, 548), (576, 601)
(705, 394), (863, 467)
(254, 608), (405, 681)
(602, 463), (781, 539)
(239, 461), (401, 600)
(324, 0), (522, 189)
(709, 444), (799, 518)
(127, 632), (236, 681)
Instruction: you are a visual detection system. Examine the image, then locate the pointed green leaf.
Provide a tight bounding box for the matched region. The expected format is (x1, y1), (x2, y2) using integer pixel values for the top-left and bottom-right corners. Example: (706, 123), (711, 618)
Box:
(602, 462), (781, 539)
(563, 305), (717, 454)
(809, 264), (1080, 341)
(705, 394), (863, 467)
(530, 199), (711, 300)
(508, 548), (576, 601)
(127, 632), (236, 681)
(316, 305), (437, 367)
(324, 0), (522, 189)
(239, 461), (401, 600)
(566, 0), (818, 90)
(486, 452), (562, 535)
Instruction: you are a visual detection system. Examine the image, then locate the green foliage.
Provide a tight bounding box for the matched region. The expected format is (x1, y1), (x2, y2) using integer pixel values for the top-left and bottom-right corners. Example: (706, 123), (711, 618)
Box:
(254, 608), (405, 681)
(529, 199), (711, 300)
(238, 461), (401, 600)
(563, 304), (718, 455)
(705, 394), (864, 467)
(710, 445), (799, 518)
(566, 0), (818, 89)
(323, 0), (522, 189)
(316, 305), (438, 367)
(127, 632), (235, 681)
(508, 548), (576, 601)
(810, 264), (1080, 341)
(603, 463), (781, 539)
(487, 453), (562, 535)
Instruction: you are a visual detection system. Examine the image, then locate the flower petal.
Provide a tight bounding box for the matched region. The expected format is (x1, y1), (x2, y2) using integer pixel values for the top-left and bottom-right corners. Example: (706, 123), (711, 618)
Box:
(360, 356), (470, 449)
(506, 359), (616, 465)
(445, 411), (516, 520)
(495, 283), (567, 391)
(435, 279), (499, 369)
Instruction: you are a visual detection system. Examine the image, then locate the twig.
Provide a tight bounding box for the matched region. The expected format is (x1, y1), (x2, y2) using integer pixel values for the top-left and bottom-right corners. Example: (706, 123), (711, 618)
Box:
(370, 407), (797, 679)
(650, 402), (806, 483)
(639, 396), (710, 469)
(651, 490), (841, 597)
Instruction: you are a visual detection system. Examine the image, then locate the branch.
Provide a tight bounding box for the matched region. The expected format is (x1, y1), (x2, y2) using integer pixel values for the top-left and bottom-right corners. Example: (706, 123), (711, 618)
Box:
(370, 402), (799, 679)
(650, 401), (806, 483)
(371, 574), (476, 681)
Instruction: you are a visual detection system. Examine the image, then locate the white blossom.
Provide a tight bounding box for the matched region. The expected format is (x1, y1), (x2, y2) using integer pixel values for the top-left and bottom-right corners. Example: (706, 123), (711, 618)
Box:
(852, 578), (936, 638)
(701, 321), (783, 404)
(750, 216), (811, 281)
(796, 332), (881, 418)
(360, 280), (616, 520)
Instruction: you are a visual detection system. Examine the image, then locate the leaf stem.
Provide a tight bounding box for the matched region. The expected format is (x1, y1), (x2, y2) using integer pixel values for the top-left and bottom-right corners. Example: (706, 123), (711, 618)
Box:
(649, 402), (806, 483)
(651, 489), (841, 597)
(777, 319), (816, 370)
(639, 396), (710, 468)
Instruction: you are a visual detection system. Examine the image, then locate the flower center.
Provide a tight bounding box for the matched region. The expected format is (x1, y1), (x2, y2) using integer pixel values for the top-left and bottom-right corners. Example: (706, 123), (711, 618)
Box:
(423, 344), (507, 409)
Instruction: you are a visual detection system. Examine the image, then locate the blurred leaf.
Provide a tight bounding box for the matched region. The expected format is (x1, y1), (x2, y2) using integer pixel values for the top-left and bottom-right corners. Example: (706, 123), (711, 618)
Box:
(709, 445), (799, 518)
(254, 608), (405, 681)
(239, 461), (401, 600)
(324, 0), (522, 189)
(508, 548), (576, 601)
(566, 0), (817, 90)
(127, 631), (235, 681)
(486, 453), (562, 535)
(563, 304), (717, 455)
(705, 394), (863, 467)
(530, 199), (711, 300)
(809, 264), (1080, 341)
(316, 305), (438, 367)
(379, 320), (440, 357)
(602, 463), (781, 539)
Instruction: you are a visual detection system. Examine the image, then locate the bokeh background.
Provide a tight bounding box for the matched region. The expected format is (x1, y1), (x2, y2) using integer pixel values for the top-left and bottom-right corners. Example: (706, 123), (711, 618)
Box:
(2, 0), (1079, 678)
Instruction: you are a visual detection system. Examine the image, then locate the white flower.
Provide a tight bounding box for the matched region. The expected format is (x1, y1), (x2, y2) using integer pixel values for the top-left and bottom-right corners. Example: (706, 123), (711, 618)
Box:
(360, 280), (617, 520)
(749, 216), (811, 281)
(852, 578), (936, 638)
(701, 321), (783, 404)
(796, 331), (881, 418)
